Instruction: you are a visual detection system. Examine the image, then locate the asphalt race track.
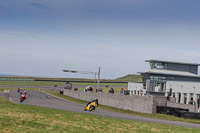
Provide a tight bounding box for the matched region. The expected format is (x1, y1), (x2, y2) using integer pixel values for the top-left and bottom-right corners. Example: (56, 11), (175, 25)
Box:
(4, 90), (200, 129)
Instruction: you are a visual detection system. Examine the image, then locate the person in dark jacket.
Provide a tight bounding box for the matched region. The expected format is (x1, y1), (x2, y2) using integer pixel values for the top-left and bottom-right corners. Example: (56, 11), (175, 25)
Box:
(109, 88), (114, 94)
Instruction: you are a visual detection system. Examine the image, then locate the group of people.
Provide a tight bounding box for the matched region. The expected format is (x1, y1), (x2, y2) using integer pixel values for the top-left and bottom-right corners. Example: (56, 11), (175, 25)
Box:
(17, 88), (27, 103)
(84, 86), (94, 92)
(84, 86), (129, 95)
(120, 88), (129, 95)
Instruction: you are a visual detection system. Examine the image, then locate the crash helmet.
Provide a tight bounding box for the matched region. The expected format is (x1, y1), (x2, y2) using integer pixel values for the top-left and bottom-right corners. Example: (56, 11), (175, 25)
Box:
(24, 91), (27, 94)
(95, 98), (98, 101)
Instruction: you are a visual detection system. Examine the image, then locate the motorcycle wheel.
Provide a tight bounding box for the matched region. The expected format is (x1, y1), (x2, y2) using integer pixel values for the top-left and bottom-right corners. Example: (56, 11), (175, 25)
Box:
(89, 106), (94, 112)
(20, 98), (24, 103)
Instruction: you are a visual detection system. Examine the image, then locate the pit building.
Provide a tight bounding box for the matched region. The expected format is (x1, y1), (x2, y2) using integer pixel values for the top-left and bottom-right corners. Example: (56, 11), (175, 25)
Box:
(128, 59), (200, 111)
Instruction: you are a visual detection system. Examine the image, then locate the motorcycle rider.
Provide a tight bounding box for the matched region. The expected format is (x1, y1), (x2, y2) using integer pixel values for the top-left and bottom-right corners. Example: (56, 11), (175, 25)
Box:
(17, 88), (20, 93)
(20, 89), (23, 95)
(85, 98), (98, 110)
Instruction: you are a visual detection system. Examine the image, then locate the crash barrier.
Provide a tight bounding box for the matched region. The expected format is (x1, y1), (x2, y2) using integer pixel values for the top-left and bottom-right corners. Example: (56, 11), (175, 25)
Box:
(0, 79), (33, 81)
(157, 106), (200, 120)
(167, 101), (195, 112)
(64, 89), (169, 114)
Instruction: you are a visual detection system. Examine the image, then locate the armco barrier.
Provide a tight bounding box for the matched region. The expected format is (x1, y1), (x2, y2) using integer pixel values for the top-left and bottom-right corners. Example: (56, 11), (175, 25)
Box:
(179, 111), (200, 120)
(0, 79), (33, 81)
(64, 89), (168, 114)
(156, 106), (200, 120)
(167, 101), (195, 112)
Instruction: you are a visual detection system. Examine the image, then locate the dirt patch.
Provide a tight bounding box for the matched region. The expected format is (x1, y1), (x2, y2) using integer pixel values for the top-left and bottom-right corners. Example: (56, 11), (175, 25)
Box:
(1, 128), (11, 132)
(55, 114), (60, 117)
(150, 128), (164, 132)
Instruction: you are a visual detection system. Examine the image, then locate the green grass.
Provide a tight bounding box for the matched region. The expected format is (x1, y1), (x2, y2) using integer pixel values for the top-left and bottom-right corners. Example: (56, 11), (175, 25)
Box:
(0, 81), (127, 93)
(0, 80), (127, 87)
(0, 97), (199, 133)
(116, 74), (142, 82)
(0, 81), (65, 86)
(45, 90), (200, 125)
(0, 87), (39, 92)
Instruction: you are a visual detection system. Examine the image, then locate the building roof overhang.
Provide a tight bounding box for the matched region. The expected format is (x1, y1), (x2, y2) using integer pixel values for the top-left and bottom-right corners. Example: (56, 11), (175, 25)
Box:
(145, 59), (200, 66)
(138, 69), (200, 78)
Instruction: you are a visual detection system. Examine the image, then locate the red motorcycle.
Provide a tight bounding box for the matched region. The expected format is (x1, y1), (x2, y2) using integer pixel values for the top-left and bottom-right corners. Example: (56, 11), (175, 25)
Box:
(20, 92), (27, 103)
(17, 88), (20, 93)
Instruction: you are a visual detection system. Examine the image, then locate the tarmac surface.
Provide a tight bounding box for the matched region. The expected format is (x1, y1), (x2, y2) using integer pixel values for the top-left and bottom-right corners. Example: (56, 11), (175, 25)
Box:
(4, 89), (200, 129)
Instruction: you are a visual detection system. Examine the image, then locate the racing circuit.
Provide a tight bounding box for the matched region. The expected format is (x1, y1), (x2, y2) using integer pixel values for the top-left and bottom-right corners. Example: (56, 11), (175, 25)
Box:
(2, 88), (200, 129)
(0, 88), (197, 129)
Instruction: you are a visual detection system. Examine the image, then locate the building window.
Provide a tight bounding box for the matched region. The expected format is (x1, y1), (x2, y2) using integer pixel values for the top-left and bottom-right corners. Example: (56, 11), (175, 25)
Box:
(150, 76), (166, 81)
(150, 62), (167, 70)
(147, 80), (166, 93)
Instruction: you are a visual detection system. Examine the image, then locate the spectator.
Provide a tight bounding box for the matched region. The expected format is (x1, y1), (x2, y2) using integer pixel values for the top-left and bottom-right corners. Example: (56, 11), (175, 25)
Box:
(188, 98), (196, 105)
(109, 88), (114, 94)
(96, 88), (103, 92)
(140, 90), (143, 96)
(85, 86), (91, 92)
(74, 88), (78, 91)
(124, 89), (130, 95)
(120, 88), (124, 94)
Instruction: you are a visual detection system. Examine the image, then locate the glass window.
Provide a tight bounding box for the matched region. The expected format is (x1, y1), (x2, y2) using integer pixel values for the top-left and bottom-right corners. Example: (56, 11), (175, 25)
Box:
(150, 76), (166, 81)
(151, 62), (167, 70)
(148, 81), (166, 93)
(150, 62), (154, 69)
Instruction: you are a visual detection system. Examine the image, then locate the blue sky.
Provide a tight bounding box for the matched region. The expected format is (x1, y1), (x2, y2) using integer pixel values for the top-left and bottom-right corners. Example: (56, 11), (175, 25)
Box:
(1, 0), (200, 79)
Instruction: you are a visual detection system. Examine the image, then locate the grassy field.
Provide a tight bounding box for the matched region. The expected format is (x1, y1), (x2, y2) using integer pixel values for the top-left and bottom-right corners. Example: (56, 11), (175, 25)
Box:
(0, 80), (128, 87)
(0, 81), (128, 93)
(0, 96), (199, 133)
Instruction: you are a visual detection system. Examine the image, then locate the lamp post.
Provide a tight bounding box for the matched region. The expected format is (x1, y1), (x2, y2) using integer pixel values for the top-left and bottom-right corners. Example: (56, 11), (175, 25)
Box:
(63, 67), (101, 89)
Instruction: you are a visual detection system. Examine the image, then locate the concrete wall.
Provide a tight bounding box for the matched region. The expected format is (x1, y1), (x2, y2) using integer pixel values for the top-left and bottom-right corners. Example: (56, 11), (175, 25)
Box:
(64, 89), (168, 114)
(166, 81), (200, 94)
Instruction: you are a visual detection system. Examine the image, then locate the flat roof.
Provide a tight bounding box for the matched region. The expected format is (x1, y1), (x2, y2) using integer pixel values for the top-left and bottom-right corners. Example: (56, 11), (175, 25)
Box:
(145, 59), (200, 66)
(138, 69), (200, 78)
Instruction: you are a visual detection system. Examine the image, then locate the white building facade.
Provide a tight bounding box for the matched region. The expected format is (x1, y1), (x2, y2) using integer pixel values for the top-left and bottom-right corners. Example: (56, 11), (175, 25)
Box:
(128, 59), (200, 111)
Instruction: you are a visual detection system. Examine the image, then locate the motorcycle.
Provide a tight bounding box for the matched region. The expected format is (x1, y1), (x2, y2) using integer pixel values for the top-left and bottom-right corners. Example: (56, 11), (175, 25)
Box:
(17, 88), (20, 93)
(84, 100), (98, 111)
(20, 93), (27, 103)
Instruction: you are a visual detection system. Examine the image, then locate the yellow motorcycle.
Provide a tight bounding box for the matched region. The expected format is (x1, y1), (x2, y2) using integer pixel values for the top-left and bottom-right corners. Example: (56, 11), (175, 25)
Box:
(84, 99), (98, 111)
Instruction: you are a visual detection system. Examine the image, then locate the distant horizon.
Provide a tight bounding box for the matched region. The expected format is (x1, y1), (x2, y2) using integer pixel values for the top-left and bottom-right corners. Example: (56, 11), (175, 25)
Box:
(0, 73), (140, 80)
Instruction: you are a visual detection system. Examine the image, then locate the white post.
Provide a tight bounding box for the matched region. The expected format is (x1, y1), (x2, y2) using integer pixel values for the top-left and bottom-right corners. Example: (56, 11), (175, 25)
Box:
(175, 92), (179, 103)
(180, 93), (184, 104)
(187, 93), (191, 104)
(193, 93), (198, 112)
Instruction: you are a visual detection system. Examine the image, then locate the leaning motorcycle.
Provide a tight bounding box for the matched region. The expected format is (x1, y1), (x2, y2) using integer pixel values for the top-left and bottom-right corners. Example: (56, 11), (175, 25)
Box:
(84, 101), (97, 111)
(20, 94), (26, 103)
